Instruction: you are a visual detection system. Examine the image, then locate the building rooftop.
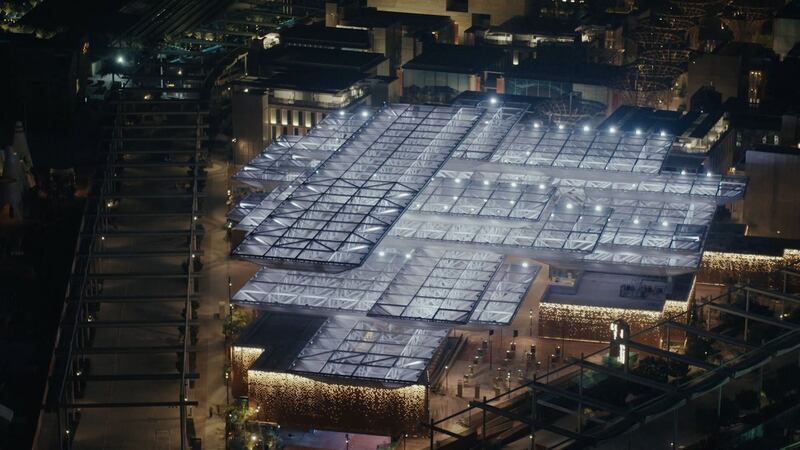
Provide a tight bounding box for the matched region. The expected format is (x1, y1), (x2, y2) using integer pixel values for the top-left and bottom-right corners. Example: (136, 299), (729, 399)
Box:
(243, 67), (369, 93)
(507, 60), (624, 86)
(258, 45), (386, 73)
(706, 223), (800, 256)
(246, 316), (448, 385)
(544, 272), (692, 311)
(236, 312), (327, 372)
(280, 23), (371, 49)
(496, 15), (579, 37)
(342, 8), (451, 33)
(230, 101), (747, 326)
(403, 44), (505, 74)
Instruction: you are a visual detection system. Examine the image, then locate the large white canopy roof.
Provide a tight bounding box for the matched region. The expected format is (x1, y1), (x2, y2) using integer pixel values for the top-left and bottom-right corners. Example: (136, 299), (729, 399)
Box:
(230, 102), (746, 325)
(286, 317), (448, 384)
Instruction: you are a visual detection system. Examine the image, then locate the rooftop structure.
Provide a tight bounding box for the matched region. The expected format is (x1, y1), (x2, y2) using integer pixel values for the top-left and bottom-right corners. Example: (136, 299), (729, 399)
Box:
(230, 100), (746, 327)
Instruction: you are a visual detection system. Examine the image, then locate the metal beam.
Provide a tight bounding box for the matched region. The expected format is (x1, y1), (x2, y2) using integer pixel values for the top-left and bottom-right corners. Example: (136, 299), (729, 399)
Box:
(62, 401), (199, 408)
(74, 345), (196, 355)
(468, 401), (590, 443)
(665, 320), (755, 350)
(82, 229), (202, 237)
(78, 319), (199, 328)
(79, 272), (201, 279)
(741, 286), (800, 305)
(527, 381), (631, 417)
(78, 294), (198, 303)
(89, 192), (207, 199)
(571, 358), (683, 391)
(67, 373), (199, 381)
(79, 251), (204, 258)
(707, 303), (800, 331)
(625, 341), (717, 371)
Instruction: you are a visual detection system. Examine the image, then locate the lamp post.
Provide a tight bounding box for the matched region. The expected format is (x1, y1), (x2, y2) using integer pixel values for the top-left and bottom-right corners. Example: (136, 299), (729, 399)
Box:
(444, 365), (449, 392)
(345, 434), (350, 450)
(529, 309), (533, 336)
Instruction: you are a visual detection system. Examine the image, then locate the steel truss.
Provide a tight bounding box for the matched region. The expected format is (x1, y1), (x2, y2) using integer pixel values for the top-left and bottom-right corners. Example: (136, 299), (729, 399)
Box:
(428, 263), (800, 449)
(40, 63), (208, 450)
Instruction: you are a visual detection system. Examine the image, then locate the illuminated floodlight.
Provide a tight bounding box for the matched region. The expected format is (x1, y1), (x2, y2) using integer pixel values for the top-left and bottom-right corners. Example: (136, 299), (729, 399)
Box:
(566, 203), (574, 209)
(361, 110), (370, 117)
(633, 218), (640, 225)
(339, 110), (346, 116)
(706, 172), (712, 177)
(557, 124), (565, 130)
(489, 96), (498, 104)
(609, 126), (617, 134)
(594, 205), (602, 212)
(483, 180), (490, 186)
(660, 130), (667, 137)
(582, 125), (590, 132)
(116, 55), (125, 64)
(662, 220), (669, 227)
(538, 183), (546, 189)
(635, 128), (642, 135)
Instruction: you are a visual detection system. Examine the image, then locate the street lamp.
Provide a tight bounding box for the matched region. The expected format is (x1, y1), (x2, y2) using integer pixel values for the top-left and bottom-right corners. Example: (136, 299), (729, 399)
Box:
(529, 308), (533, 336)
(444, 365), (449, 391)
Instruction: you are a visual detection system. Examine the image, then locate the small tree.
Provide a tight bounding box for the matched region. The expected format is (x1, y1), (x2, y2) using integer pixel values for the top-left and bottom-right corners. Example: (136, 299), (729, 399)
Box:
(224, 308), (251, 341)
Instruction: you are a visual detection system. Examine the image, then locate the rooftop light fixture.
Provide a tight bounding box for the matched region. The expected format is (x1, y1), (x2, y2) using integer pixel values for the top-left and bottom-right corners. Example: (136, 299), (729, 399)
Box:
(609, 126), (617, 134)
(583, 125), (590, 132)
